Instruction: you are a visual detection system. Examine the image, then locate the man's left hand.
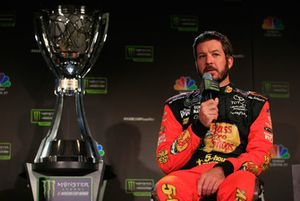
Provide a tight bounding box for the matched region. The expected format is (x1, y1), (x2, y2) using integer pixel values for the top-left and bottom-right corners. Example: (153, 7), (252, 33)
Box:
(197, 166), (225, 197)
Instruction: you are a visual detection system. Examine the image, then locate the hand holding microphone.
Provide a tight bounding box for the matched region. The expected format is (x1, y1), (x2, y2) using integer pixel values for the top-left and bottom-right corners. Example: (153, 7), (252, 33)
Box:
(199, 97), (219, 128)
(199, 72), (220, 128)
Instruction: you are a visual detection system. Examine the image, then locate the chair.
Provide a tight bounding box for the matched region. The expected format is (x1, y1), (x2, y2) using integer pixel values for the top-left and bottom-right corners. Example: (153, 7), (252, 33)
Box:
(256, 179), (265, 201)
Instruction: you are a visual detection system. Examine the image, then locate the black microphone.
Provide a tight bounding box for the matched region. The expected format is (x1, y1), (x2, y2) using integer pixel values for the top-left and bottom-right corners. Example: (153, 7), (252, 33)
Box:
(200, 72), (220, 101)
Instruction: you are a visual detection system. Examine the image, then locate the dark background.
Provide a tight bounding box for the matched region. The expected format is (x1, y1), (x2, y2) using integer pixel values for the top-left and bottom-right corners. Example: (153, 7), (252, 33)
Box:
(0, 0), (299, 200)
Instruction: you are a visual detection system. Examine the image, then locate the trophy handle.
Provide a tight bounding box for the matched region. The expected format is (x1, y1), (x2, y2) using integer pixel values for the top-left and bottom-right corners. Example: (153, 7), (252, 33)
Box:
(82, 12), (109, 78)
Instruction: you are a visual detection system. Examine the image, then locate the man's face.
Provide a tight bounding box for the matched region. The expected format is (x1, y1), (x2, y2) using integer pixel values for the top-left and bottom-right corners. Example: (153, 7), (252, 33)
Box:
(195, 39), (233, 84)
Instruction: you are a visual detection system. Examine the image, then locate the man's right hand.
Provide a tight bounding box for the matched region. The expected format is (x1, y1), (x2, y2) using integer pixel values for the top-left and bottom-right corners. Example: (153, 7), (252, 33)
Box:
(199, 97), (219, 128)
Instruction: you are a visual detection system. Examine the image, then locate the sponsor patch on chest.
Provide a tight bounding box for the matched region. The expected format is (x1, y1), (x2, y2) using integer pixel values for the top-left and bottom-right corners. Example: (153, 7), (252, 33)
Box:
(203, 122), (241, 153)
(230, 94), (248, 117)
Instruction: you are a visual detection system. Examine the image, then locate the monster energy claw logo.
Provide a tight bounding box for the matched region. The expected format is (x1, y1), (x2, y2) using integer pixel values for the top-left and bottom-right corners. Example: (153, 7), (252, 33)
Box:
(33, 110), (41, 121)
(127, 180), (136, 192)
(42, 179), (55, 200)
(127, 47), (135, 57)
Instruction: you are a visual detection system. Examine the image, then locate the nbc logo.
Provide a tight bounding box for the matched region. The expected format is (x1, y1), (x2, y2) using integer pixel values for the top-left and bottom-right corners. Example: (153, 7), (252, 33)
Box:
(0, 73), (11, 88)
(262, 16), (284, 31)
(271, 144), (290, 159)
(174, 76), (198, 92)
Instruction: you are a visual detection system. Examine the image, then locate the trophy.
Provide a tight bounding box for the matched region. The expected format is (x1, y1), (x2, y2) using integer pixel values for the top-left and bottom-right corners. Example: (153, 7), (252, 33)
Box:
(26, 4), (109, 201)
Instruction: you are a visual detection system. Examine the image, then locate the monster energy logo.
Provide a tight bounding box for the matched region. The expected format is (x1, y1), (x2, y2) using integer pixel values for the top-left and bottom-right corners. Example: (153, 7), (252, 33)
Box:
(127, 47), (135, 57)
(42, 179), (55, 200)
(170, 15), (199, 32)
(83, 77), (108, 94)
(126, 179), (154, 197)
(32, 110), (41, 122)
(127, 180), (136, 192)
(125, 46), (154, 62)
(31, 109), (54, 126)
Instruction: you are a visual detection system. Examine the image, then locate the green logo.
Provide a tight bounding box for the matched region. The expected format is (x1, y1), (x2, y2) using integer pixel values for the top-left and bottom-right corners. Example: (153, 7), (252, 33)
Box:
(84, 77), (108, 94)
(0, 143), (11, 160)
(127, 180), (136, 192)
(31, 109), (54, 126)
(125, 179), (154, 197)
(125, 46), (154, 62)
(170, 15), (199, 32)
(41, 179), (55, 199)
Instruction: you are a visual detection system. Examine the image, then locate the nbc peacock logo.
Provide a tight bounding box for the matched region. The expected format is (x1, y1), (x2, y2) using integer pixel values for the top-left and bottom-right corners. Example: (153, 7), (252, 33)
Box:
(262, 16), (284, 31)
(271, 144), (290, 159)
(262, 16), (284, 37)
(174, 76), (198, 92)
(0, 73), (11, 88)
(270, 144), (290, 167)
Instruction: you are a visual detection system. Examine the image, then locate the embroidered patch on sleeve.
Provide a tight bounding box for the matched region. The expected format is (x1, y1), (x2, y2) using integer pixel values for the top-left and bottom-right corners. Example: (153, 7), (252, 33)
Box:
(157, 150), (169, 164)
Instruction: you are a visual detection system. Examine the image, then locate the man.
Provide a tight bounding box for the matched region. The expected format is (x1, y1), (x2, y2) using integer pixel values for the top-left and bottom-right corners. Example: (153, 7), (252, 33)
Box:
(154, 31), (273, 201)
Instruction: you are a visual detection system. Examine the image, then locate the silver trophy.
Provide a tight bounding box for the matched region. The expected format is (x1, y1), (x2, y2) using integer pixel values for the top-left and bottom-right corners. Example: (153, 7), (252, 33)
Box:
(32, 4), (109, 174)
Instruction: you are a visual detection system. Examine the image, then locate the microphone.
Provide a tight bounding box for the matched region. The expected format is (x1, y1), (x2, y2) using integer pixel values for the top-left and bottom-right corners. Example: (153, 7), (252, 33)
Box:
(200, 72), (220, 101)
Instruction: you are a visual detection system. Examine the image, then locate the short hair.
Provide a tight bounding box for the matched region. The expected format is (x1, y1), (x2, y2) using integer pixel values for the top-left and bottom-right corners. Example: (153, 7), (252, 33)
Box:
(192, 31), (233, 60)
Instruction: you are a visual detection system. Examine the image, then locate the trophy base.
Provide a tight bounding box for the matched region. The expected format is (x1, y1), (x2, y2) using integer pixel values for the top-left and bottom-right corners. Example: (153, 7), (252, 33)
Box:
(26, 162), (106, 201)
(33, 139), (100, 175)
(33, 161), (98, 175)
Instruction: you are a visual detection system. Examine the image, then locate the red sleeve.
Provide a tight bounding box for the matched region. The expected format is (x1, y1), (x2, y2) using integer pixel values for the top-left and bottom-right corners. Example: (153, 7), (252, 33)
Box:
(227, 101), (273, 175)
(155, 104), (201, 174)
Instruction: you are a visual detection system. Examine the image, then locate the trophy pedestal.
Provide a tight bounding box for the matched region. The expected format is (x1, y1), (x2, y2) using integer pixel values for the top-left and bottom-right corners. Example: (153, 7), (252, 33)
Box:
(26, 162), (106, 201)
(33, 139), (99, 175)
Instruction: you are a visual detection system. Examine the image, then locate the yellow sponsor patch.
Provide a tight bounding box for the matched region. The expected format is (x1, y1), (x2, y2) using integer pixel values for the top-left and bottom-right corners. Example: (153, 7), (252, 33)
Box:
(196, 154), (226, 165)
(203, 123), (241, 153)
(176, 130), (190, 152)
(261, 154), (271, 171)
(235, 188), (247, 201)
(225, 85), (233, 93)
(182, 117), (189, 125)
(157, 150), (169, 164)
(241, 161), (259, 175)
(161, 184), (178, 201)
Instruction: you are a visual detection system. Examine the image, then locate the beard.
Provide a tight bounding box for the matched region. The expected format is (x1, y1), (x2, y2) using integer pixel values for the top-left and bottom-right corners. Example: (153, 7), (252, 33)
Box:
(216, 62), (230, 82)
(202, 60), (230, 83)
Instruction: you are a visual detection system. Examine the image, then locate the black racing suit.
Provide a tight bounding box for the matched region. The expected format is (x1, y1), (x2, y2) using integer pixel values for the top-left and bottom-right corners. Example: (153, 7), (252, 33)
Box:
(156, 83), (273, 176)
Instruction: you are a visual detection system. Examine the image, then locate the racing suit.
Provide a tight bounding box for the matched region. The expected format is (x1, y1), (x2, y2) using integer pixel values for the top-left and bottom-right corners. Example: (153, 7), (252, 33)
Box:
(155, 83), (273, 201)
